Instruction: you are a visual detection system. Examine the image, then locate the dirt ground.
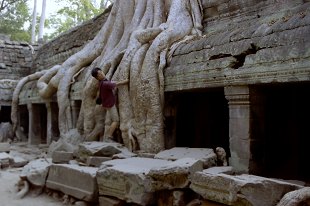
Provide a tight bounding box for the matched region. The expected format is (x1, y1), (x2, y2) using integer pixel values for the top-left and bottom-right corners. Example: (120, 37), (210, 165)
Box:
(0, 141), (63, 206)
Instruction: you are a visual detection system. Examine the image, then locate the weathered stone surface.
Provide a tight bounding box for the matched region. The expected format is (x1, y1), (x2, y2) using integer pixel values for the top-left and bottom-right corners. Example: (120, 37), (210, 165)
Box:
(86, 156), (112, 167)
(277, 187), (310, 206)
(190, 172), (303, 206)
(137, 151), (156, 158)
(20, 158), (52, 187)
(154, 147), (217, 169)
(201, 199), (226, 206)
(79, 141), (137, 163)
(97, 157), (171, 205)
(0, 152), (13, 167)
(0, 143), (10, 153)
(52, 151), (74, 163)
(148, 158), (203, 190)
(0, 122), (14, 142)
(46, 164), (99, 203)
(99, 196), (126, 206)
(11, 156), (28, 167)
(186, 199), (201, 206)
(203, 166), (234, 175)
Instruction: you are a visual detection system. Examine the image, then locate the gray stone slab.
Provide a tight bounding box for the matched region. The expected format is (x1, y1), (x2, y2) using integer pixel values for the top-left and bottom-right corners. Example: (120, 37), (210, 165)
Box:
(202, 166), (234, 175)
(97, 157), (171, 205)
(154, 147), (217, 169)
(148, 158), (203, 190)
(190, 172), (303, 206)
(99, 196), (126, 206)
(11, 157), (28, 167)
(0, 143), (10, 153)
(0, 152), (13, 168)
(86, 156), (112, 167)
(79, 142), (136, 162)
(46, 164), (99, 203)
(52, 151), (74, 163)
(20, 158), (52, 187)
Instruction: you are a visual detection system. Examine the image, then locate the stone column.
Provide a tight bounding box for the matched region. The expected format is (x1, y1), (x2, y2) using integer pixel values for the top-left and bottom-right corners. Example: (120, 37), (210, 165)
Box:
(71, 100), (80, 128)
(225, 86), (266, 175)
(27, 103), (41, 145)
(46, 102), (52, 145)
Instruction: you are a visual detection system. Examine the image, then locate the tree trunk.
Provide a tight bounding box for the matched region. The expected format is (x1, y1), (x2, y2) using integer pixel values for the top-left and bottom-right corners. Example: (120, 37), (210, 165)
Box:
(31, 0), (37, 44)
(38, 0), (46, 40)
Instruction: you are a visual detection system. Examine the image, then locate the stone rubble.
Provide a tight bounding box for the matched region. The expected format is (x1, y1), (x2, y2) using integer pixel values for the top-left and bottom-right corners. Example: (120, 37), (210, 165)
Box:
(96, 157), (171, 205)
(0, 142), (10, 153)
(46, 164), (99, 203)
(154, 147), (217, 169)
(52, 151), (74, 163)
(148, 158), (203, 190)
(190, 172), (304, 206)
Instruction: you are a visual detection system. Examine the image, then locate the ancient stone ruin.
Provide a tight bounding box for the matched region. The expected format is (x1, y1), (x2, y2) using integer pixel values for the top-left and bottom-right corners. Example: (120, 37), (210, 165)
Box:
(1, 0), (310, 205)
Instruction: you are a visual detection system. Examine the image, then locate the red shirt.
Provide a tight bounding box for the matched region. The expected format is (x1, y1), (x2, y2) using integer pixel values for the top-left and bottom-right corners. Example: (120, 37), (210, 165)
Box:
(98, 79), (116, 108)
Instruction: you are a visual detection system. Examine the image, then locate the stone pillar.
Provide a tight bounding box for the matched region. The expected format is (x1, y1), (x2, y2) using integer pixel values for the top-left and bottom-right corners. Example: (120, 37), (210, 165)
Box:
(225, 86), (266, 175)
(27, 103), (41, 145)
(46, 102), (52, 145)
(71, 100), (80, 128)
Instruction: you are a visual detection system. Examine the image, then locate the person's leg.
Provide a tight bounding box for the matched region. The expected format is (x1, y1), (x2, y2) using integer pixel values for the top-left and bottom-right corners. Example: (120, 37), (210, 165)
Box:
(107, 105), (120, 138)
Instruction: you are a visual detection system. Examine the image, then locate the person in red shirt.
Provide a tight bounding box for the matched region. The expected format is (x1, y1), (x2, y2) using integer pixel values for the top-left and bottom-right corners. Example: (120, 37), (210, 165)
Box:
(91, 67), (129, 142)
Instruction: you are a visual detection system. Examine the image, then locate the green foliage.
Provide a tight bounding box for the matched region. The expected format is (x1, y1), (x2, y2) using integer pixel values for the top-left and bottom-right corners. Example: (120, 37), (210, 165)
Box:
(0, 0), (31, 42)
(46, 0), (105, 39)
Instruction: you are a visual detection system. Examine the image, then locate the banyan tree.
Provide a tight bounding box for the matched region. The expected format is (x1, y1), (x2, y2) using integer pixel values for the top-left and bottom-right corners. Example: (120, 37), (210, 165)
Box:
(11, 0), (203, 153)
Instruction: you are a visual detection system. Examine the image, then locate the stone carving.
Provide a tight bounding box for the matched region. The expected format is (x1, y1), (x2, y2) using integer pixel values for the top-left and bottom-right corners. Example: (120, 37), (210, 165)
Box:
(277, 187), (310, 206)
(11, 0), (203, 153)
(215, 147), (228, 166)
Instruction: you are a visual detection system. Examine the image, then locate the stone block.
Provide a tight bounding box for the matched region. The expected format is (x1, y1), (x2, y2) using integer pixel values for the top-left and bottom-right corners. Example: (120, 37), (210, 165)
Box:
(86, 156), (112, 167)
(229, 118), (251, 140)
(11, 157), (28, 167)
(52, 151), (74, 163)
(203, 166), (234, 175)
(97, 157), (171, 205)
(79, 142), (136, 163)
(148, 158), (203, 190)
(0, 143), (10, 153)
(154, 147), (217, 169)
(99, 196), (126, 206)
(190, 172), (303, 206)
(201, 199), (226, 206)
(20, 158), (52, 187)
(46, 164), (99, 203)
(0, 152), (13, 168)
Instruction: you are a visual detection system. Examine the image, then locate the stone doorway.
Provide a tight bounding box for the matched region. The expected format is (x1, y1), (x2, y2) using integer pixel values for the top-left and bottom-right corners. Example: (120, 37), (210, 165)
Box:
(264, 83), (310, 183)
(19, 105), (29, 136)
(28, 104), (47, 145)
(0, 106), (12, 123)
(175, 89), (230, 157)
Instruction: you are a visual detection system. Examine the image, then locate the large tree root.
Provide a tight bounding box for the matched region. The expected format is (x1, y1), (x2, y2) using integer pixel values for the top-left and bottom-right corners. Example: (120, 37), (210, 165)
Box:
(11, 0), (203, 153)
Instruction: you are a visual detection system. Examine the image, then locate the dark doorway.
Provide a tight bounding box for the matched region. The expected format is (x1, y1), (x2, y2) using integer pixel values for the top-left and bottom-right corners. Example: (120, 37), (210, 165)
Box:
(176, 89), (230, 157)
(0, 106), (12, 123)
(264, 83), (310, 183)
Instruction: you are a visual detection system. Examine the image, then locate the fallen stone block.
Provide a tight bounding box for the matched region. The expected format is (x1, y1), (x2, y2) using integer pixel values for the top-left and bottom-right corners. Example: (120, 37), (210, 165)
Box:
(148, 158), (203, 190)
(0, 143), (10, 153)
(190, 172), (304, 206)
(154, 147), (217, 169)
(0, 152), (14, 168)
(86, 156), (112, 167)
(99, 196), (126, 206)
(137, 151), (155, 158)
(203, 166), (234, 175)
(20, 158), (52, 188)
(11, 157), (29, 167)
(52, 151), (74, 163)
(97, 157), (171, 205)
(46, 164), (99, 203)
(277, 187), (310, 206)
(79, 142), (137, 162)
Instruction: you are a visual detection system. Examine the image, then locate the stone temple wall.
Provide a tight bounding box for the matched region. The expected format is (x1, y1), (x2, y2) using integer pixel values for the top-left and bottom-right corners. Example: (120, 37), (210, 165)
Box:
(0, 34), (37, 80)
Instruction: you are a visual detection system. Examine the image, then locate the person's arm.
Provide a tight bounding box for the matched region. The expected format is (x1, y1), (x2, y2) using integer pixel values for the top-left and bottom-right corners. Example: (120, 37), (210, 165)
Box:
(115, 79), (129, 86)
